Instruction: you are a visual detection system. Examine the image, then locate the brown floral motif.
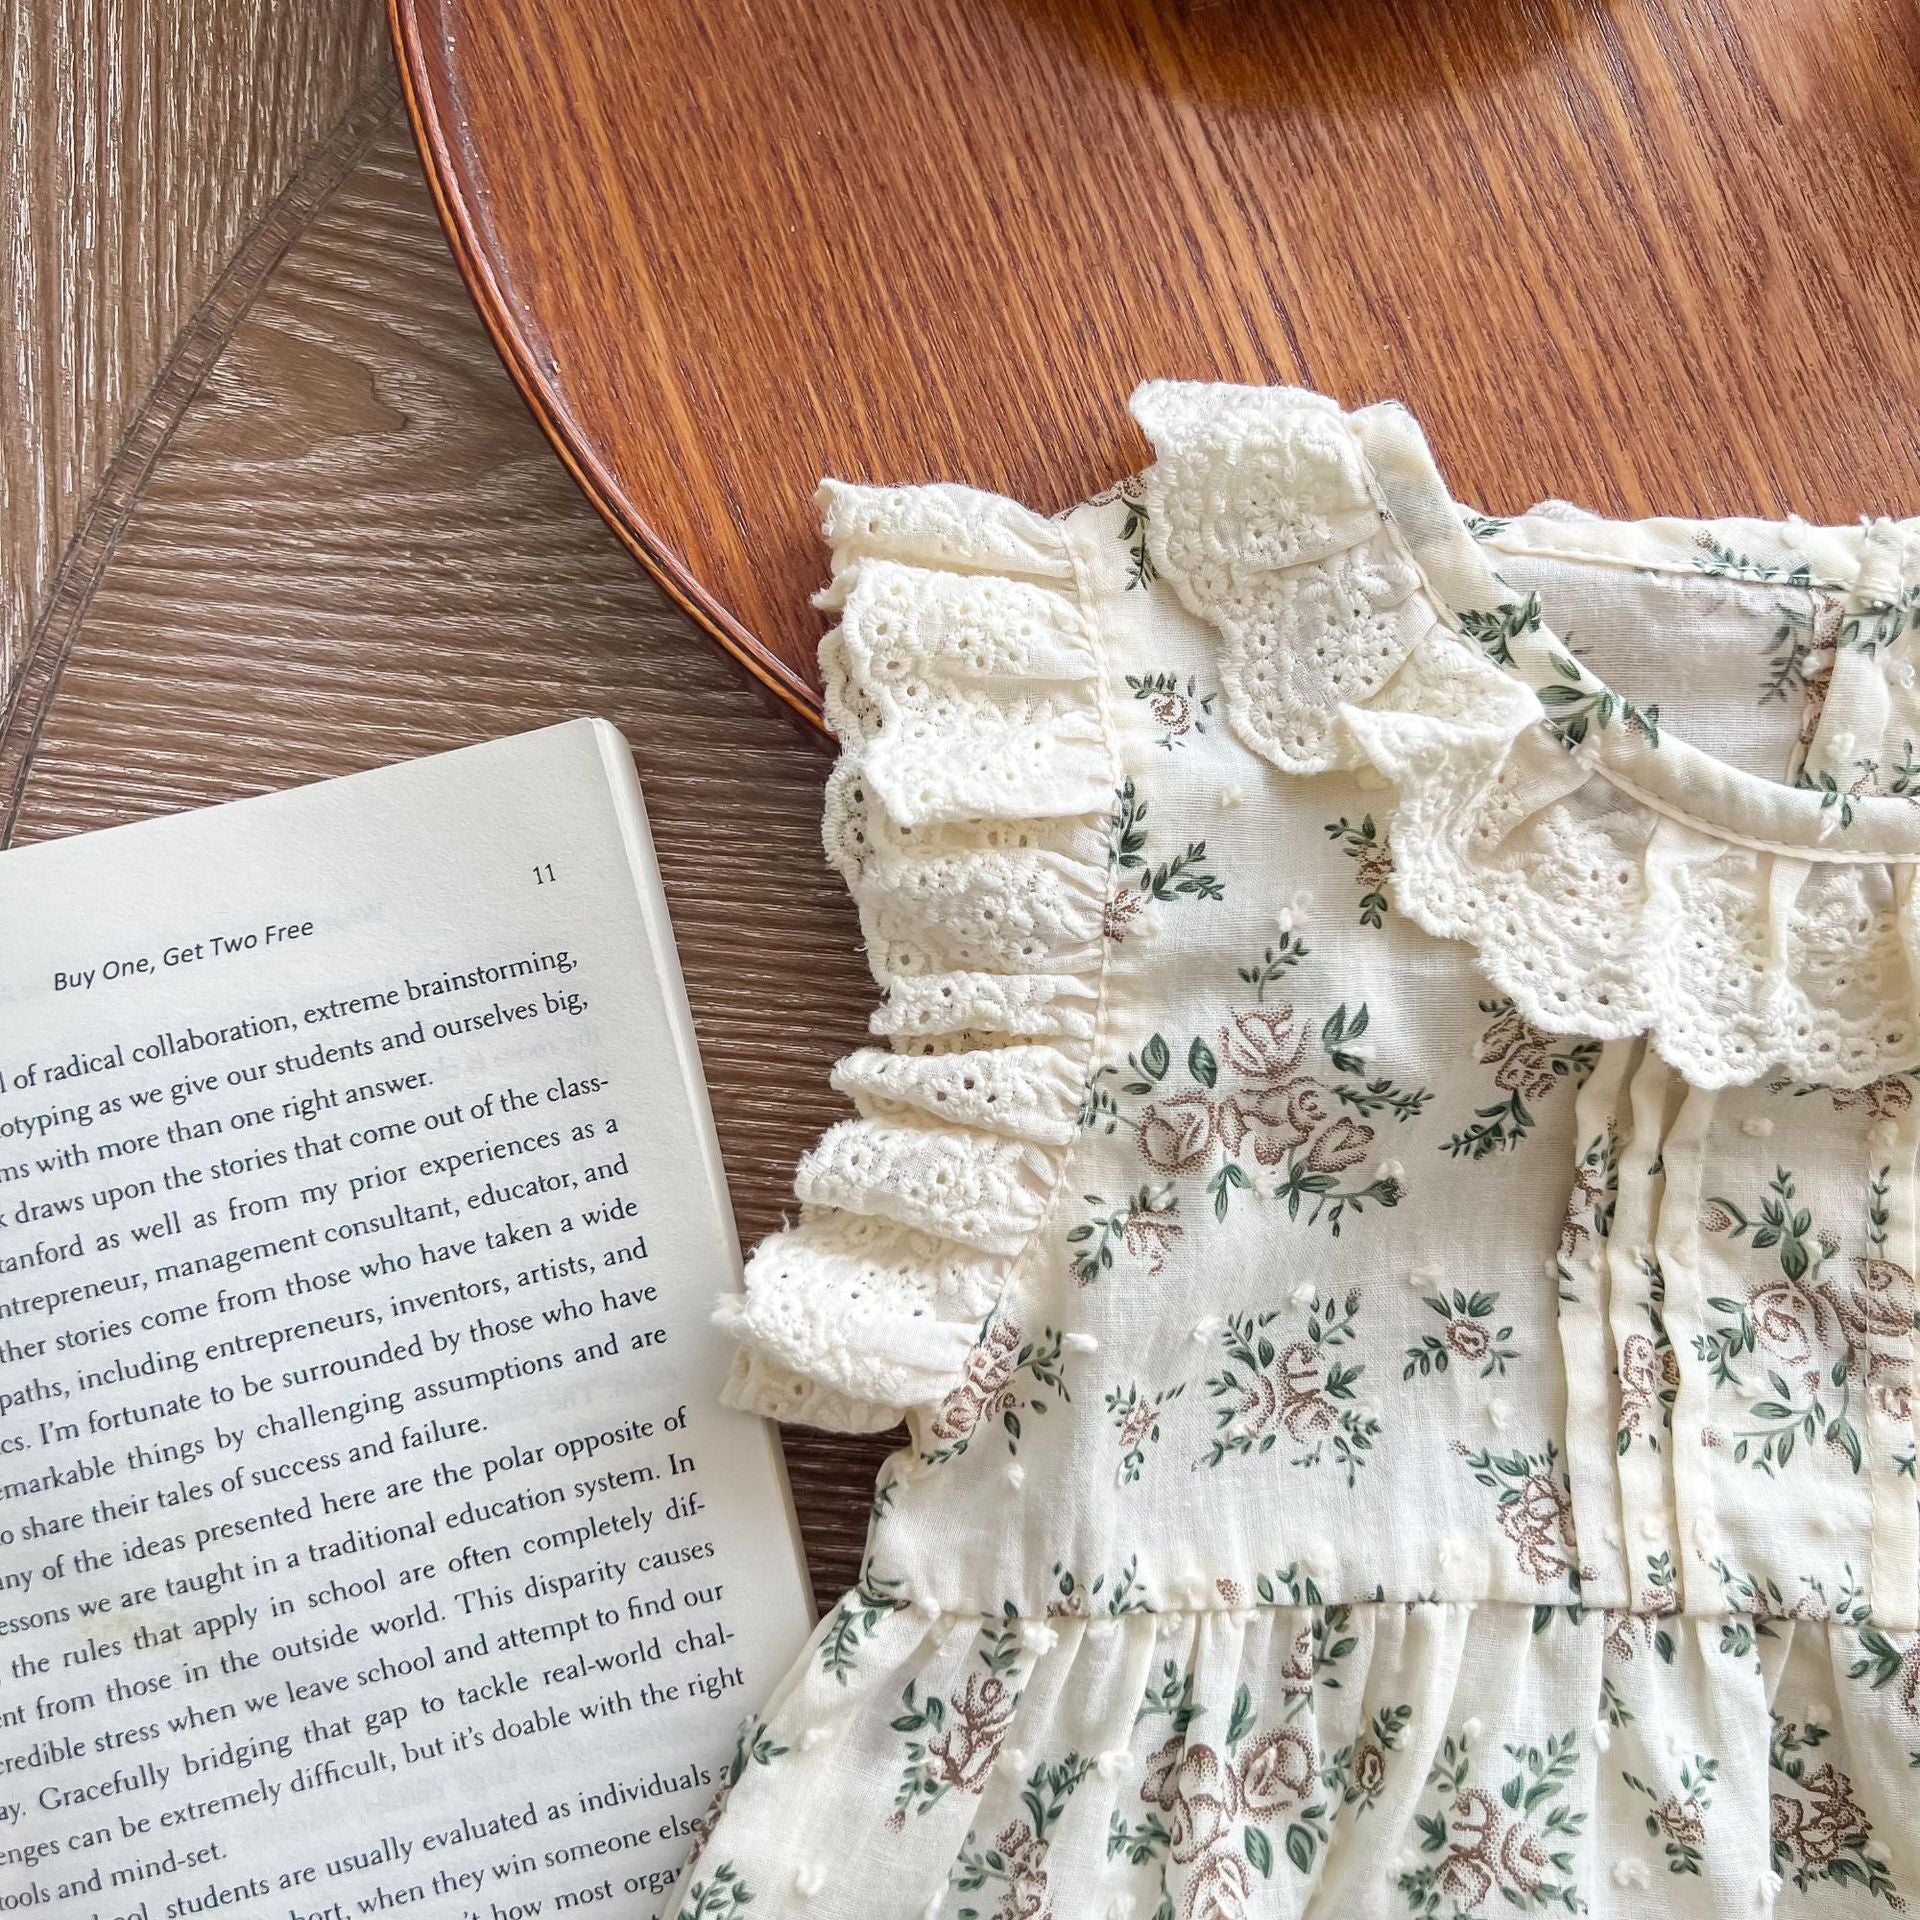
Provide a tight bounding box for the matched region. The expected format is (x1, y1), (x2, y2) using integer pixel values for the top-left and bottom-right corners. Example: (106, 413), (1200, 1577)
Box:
(1127, 671), (1218, 750)
(1404, 1287), (1519, 1381)
(1826, 1073), (1914, 1124)
(1481, 1002), (1561, 1103)
(922, 1320), (1069, 1464)
(1697, 1168), (1892, 1476)
(1183, 1849), (1254, 1920)
(1725, 1250), (1914, 1392)
(1218, 1004), (1313, 1085)
(953, 1752), (1094, 1920)
(1397, 1731), (1585, 1917)
(1845, 1257), (1915, 1419)
(1080, 998), (1423, 1237)
(931, 1674), (1018, 1793)
(1767, 1716), (1905, 1905)
(1444, 998), (1598, 1159)
(1618, 1331), (1681, 1438)
(1106, 1380), (1188, 1484)
(1068, 1184), (1182, 1285)
(1236, 1729), (1318, 1817)
(889, 1623), (1024, 1827)
(1202, 1295), (1376, 1480)
(1604, 1609), (1658, 1664)
(1558, 1128), (1619, 1263)
(1322, 1703), (1411, 1817)
(1138, 1089), (1222, 1175)
(1102, 886), (1149, 943)
(1143, 1738), (1241, 1862)
(1137, 1695), (1324, 1917)
(984, 1823), (1049, 1920)
(1453, 1442), (1583, 1590)
(1302, 1114), (1372, 1174)
(1848, 1625), (1920, 1722)
(1625, 1752), (1716, 1875)
(1652, 1795), (1706, 1849)
(1448, 1319), (1490, 1362)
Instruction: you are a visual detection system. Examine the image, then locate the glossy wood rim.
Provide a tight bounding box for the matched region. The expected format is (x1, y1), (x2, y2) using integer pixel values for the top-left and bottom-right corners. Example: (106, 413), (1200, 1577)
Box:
(386, 0), (829, 734)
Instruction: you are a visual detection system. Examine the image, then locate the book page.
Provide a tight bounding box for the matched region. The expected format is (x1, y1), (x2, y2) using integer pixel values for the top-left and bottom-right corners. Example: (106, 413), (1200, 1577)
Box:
(0, 720), (812, 1920)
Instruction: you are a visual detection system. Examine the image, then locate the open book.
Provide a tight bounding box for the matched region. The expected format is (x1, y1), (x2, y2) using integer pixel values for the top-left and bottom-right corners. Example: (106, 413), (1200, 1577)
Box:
(0, 720), (812, 1919)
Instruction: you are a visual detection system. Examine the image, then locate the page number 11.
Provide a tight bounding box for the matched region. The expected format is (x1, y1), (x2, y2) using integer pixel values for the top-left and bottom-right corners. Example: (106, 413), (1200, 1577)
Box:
(534, 863), (557, 886)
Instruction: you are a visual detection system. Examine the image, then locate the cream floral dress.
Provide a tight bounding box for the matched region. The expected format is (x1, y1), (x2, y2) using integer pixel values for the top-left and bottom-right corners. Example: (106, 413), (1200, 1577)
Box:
(671, 383), (1920, 1920)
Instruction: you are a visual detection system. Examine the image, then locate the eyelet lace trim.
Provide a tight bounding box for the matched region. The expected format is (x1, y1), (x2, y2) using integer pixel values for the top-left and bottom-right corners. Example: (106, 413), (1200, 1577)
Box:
(718, 481), (1116, 1429)
(1344, 648), (1920, 1086)
(1134, 382), (1438, 775)
(1134, 379), (1920, 1090)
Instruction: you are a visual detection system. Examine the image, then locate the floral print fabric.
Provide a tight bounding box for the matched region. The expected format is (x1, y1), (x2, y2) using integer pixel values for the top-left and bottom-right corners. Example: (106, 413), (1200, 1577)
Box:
(680, 385), (1920, 1918)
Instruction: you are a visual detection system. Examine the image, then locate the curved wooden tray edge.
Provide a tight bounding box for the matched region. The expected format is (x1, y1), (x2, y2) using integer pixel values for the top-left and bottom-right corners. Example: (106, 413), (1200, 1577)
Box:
(386, 0), (830, 735)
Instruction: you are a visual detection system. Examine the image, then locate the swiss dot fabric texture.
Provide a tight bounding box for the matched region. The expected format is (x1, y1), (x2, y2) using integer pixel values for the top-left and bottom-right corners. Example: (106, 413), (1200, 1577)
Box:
(677, 384), (1920, 1920)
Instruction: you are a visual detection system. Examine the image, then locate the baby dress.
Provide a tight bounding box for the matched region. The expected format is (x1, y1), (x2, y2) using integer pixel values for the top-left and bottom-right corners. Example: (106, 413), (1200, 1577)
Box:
(672, 383), (1920, 1920)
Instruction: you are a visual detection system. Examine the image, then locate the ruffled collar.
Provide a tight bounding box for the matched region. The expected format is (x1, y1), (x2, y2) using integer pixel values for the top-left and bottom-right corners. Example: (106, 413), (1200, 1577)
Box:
(1133, 380), (1920, 1087)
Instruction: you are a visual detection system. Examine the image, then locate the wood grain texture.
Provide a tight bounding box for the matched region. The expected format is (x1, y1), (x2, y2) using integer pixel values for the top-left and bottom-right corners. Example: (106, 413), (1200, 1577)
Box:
(1, 0), (388, 701)
(392, 0), (1920, 729)
(4, 111), (892, 1612)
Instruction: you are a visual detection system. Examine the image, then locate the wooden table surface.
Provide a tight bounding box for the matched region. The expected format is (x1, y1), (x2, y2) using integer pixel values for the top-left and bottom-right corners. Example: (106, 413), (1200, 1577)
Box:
(392, 0), (1920, 730)
(0, 98), (890, 1617)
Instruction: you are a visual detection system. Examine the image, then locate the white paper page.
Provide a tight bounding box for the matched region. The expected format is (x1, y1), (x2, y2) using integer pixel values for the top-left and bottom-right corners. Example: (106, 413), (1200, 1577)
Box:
(0, 720), (812, 1920)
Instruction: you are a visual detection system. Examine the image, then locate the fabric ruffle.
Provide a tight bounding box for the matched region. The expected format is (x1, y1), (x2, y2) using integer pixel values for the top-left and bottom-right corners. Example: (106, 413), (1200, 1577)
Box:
(717, 481), (1117, 1431)
(676, 1594), (1920, 1919)
(1133, 379), (1920, 1091)
(1134, 381), (1437, 778)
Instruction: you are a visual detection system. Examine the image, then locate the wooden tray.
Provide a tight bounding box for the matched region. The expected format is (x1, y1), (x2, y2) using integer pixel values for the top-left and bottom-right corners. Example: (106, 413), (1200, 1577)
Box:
(391, 0), (1920, 732)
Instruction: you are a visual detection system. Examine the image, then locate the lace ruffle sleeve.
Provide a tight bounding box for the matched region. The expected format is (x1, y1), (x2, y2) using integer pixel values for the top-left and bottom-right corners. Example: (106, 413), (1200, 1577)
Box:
(715, 480), (1117, 1430)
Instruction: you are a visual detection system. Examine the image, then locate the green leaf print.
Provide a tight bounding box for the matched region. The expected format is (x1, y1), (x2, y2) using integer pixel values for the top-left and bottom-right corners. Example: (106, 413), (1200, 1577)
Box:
(1692, 534), (1814, 586)
(1323, 813), (1393, 926)
(1236, 935), (1310, 1000)
(681, 1862), (753, 1918)
(1445, 999), (1598, 1159)
(1320, 1002), (1370, 1075)
(1118, 496), (1158, 590)
(819, 1565), (907, 1683)
(920, 1322), (1072, 1467)
(1695, 1168), (1889, 1478)
(1082, 983), (1424, 1240)
(1106, 1379), (1187, 1483)
(1245, 1825), (1274, 1877)
(1139, 1032), (1172, 1084)
(1840, 586), (1920, 656)
(1202, 1296), (1376, 1480)
(1536, 649), (1661, 749)
(1769, 1713), (1904, 1904)
(1067, 1184), (1182, 1285)
(1404, 1288), (1519, 1380)
(1105, 781), (1224, 941)
(1454, 591), (1542, 668)
(1395, 1728), (1586, 1915)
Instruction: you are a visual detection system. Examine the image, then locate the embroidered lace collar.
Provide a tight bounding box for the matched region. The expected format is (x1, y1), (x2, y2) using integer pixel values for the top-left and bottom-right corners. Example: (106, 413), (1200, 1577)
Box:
(1134, 380), (1920, 1087)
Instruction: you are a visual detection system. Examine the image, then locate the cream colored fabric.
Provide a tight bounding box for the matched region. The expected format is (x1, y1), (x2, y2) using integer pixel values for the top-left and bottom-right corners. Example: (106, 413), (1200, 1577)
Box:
(677, 384), (1920, 1920)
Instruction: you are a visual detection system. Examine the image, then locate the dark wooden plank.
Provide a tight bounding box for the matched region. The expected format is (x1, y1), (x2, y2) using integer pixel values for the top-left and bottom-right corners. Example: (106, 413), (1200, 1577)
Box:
(3, 0), (388, 700)
(6, 112), (894, 1611)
